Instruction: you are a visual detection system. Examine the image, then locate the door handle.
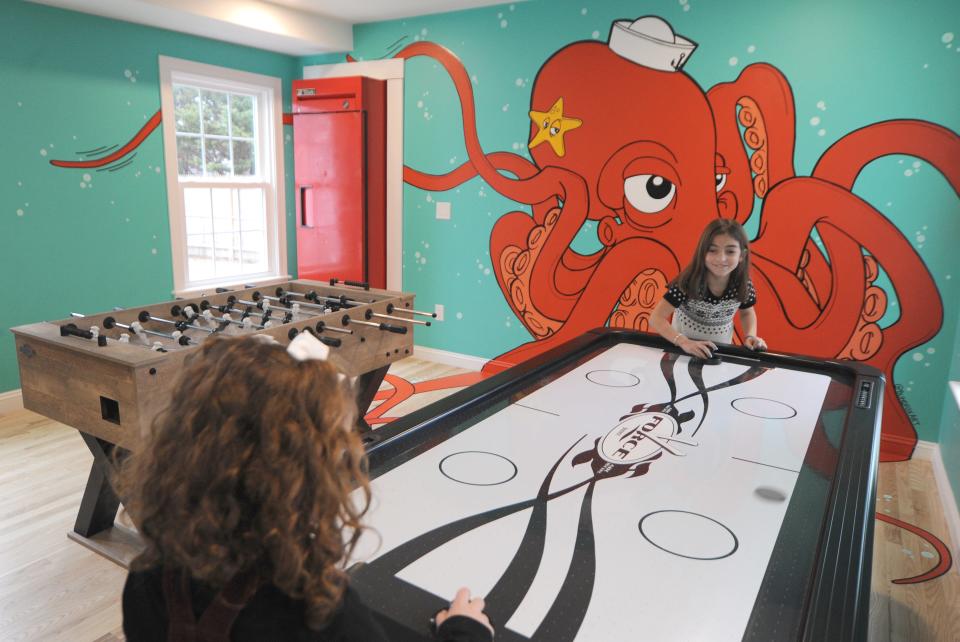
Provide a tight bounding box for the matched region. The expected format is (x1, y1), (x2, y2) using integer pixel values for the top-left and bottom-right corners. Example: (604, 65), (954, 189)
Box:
(300, 186), (311, 227)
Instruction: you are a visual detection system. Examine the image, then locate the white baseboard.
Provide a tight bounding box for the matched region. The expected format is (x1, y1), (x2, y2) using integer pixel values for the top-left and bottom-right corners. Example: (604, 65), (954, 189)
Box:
(0, 389), (24, 416)
(913, 440), (960, 567)
(413, 345), (486, 372)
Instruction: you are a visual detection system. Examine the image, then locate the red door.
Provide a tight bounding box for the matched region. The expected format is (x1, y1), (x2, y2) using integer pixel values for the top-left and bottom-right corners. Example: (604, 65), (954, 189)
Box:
(294, 110), (366, 282)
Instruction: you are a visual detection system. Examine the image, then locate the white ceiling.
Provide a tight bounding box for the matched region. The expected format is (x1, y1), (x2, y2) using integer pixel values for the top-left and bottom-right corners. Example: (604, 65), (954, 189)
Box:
(28, 0), (517, 55)
(265, 0), (515, 24)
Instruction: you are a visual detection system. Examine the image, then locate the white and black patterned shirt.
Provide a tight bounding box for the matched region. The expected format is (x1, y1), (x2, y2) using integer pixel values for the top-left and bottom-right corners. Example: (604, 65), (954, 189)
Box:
(663, 280), (756, 343)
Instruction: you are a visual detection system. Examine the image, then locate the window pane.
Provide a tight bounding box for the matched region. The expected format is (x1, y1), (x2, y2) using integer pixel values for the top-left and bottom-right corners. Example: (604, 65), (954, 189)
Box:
(211, 188), (234, 234)
(185, 214), (213, 235)
(231, 94), (255, 138)
(176, 136), (202, 176)
(201, 90), (229, 136)
(240, 230), (267, 272)
(186, 233), (215, 282)
(238, 188), (265, 230)
(173, 85), (200, 133)
(232, 139), (255, 176)
(184, 187), (213, 236)
(205, 138), (231, 176)
(214, 232), (241, 277)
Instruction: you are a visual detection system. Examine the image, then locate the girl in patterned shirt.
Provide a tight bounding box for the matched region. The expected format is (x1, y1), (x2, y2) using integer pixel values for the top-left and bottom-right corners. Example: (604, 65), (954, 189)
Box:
(650, 219), (767, 359)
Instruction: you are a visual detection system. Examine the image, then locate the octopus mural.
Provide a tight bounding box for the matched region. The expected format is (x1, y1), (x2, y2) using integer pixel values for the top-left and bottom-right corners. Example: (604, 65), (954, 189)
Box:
(395, 16), (960, 463)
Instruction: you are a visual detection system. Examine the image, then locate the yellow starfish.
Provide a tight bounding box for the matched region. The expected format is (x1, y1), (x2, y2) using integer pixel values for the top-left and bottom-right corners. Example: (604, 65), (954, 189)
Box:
(528, 98), (583, 157)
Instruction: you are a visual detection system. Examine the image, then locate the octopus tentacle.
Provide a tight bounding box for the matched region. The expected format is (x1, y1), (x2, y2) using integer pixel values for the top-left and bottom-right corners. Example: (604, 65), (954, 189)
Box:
(396, 42), (592, 323)
(707, 63), (798, 222)
(50, 110), (162, 168)
(751, 177), (941, 461)
(404, 151), (538, 193)
(396, 43), (586, 205)
(485, 238), (680, 373)
(813, 120), (960, 193)
(753, 222), (868, 354)
(754, 178), (940, 352)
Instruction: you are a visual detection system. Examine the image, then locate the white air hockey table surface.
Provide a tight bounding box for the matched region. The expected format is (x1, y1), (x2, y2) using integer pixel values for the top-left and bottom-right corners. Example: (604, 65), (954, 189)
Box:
(351, 329), (882, 642)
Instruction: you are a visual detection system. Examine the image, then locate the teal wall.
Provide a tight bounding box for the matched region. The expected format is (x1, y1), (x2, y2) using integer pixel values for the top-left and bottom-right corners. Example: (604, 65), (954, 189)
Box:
(305, 0), (960, 444)
(0, 1), (299, 394)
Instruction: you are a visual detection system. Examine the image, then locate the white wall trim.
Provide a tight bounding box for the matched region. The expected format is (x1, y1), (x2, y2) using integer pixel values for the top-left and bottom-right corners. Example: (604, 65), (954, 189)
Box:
(0, 389), (24, 416)
(302, 59), (404, 291)
(913, 440), (960, 566)
(413, 345), (486, 372)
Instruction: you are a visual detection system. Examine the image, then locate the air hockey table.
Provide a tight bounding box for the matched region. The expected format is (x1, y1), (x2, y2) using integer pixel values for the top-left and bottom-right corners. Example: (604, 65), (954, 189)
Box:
(351, 328), (882, 642)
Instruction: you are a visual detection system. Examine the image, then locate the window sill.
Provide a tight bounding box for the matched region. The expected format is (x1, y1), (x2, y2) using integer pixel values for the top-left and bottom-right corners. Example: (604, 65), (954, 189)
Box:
(173, 274), (292, 299)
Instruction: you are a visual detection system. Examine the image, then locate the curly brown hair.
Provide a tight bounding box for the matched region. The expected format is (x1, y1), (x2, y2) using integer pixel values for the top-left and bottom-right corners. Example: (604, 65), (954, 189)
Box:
(116, 335), (371, 630)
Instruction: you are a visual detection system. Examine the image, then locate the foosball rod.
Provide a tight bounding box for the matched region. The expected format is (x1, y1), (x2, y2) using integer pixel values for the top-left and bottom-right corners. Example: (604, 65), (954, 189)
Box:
(102, 316), (191, 345)
(138, 310), (216, 334)
(227, 297), (294, 326)
(172, 301), (271, 329)
(254, 291), (332, 314)
(339, 314), (408, 334)
(363, 308), (431, 326)
(276, 287), (436, 319)
(233, 295), (303, 320)
(275, 287), (364, 309)
(199, 298), (283, 329)
(171, 303), (246, 330)
(252, 293), (354, 334)
(383, 303), (437, 319)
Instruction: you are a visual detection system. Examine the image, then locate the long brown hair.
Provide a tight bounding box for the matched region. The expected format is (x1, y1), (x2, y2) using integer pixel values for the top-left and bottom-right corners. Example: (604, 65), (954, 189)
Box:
(673, 218), (752, 302)
(117, 335), (370, 630)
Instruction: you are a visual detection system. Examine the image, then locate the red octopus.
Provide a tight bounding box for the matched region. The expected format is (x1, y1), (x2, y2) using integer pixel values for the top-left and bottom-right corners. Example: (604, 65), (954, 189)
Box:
(395, 25), (960, 462)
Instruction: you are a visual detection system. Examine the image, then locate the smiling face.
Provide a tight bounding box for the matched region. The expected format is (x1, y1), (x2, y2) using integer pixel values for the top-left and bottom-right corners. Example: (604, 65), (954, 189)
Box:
(704, 233), (744, 280)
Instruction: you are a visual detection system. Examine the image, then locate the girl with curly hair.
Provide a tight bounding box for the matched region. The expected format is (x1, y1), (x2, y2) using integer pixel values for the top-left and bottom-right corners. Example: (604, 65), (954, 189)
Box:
(119, 333), (493, 641)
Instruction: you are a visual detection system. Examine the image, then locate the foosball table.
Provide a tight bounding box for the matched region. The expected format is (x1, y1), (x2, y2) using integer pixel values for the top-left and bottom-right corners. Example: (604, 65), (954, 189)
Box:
(11, 279), (430, 565)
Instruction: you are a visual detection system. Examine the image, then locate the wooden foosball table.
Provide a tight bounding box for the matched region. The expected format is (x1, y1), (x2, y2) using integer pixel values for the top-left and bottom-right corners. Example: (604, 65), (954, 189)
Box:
(11, 279), (425, 565)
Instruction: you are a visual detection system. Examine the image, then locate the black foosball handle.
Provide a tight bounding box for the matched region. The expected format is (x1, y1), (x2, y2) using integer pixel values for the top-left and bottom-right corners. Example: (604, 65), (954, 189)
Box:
(328, 278), (370, 291)
(60, 323), (108, 346)
(378, 323), (408, 334)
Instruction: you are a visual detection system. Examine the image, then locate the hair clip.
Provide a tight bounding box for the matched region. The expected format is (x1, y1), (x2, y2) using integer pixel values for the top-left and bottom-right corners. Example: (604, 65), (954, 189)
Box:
(286, 330), (331, 362)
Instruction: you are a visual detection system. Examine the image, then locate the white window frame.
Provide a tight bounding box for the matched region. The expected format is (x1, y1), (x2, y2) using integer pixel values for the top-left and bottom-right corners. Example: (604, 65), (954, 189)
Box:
(159, 55), (288, 296)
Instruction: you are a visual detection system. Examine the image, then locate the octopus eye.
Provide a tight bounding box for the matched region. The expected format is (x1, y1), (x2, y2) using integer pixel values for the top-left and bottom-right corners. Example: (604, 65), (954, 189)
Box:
(715, 173), (727, 192)
(624, 174), (676, 213)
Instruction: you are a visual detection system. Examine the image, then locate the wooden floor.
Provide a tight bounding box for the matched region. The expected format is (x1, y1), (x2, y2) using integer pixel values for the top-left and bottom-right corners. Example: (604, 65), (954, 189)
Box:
(0, 356), (958, 641)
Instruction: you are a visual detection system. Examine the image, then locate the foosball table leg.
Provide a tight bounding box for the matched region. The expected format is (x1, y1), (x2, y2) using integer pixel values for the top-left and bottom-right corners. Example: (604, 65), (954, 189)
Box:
(355, 364), (391, 433)
(74, 433), (123, 538)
